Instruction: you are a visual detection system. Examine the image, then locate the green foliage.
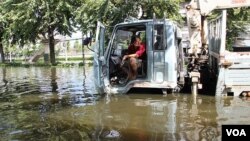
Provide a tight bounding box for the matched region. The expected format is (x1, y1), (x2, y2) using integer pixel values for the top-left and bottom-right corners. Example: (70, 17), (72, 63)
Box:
(1, 0), (184, 64)
(140, 0), (183, 21)
(75, 0), (183, 35)
(0, 0), (82, 64)
(2, 0), (81, 44)
(1, 0), (184, 45)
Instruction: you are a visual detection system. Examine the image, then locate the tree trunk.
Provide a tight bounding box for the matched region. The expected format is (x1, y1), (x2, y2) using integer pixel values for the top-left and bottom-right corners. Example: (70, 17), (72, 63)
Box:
(0, 37), (5, 63)
(48, 26), (56, 65)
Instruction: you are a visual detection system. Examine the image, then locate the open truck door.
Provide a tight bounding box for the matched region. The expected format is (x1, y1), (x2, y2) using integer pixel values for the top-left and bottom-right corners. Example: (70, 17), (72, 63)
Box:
(93, 21), (106, 94)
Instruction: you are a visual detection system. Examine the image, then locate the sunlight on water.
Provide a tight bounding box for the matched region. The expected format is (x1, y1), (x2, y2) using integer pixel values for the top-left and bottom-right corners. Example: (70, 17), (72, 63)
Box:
(0, 67), (250, 141)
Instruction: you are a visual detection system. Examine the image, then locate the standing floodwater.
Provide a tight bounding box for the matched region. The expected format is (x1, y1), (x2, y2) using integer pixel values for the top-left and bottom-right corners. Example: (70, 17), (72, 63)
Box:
(0, 67), (250, 141)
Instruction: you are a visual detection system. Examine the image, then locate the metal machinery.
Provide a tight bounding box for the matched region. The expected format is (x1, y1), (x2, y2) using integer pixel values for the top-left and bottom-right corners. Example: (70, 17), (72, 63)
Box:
(186, 0), (250, 96)
(94, 19), (185, 94)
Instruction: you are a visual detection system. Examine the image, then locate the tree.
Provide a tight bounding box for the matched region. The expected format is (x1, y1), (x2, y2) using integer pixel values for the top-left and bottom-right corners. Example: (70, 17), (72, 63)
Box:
(0, 1), (6, 63)
(0, 24), (4, 63)
(75, 0), (183, 36)
(3, 0), (81, 65)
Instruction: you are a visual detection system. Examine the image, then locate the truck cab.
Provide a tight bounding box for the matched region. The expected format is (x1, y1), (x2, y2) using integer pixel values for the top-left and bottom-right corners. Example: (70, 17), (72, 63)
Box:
(94, 18), (185, 94)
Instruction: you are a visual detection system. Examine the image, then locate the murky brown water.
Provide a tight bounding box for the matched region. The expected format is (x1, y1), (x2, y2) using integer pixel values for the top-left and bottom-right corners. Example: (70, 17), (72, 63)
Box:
(0, 67), (250, 141)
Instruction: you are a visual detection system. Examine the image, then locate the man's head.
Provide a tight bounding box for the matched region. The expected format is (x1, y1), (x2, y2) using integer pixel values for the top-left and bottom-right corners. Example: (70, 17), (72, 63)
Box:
(133, 37), (141, 47)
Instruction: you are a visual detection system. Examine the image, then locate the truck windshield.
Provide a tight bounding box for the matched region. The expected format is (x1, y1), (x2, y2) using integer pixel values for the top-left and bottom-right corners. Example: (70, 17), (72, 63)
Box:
(111, 25), (146, 56)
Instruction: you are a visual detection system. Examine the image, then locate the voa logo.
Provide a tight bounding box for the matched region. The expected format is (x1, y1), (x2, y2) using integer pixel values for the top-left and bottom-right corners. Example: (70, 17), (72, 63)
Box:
(226, 129), (246, 136)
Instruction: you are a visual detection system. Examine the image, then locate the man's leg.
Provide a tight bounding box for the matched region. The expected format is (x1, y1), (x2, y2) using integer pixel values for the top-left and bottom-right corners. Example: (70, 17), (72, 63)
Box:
(129, 57), (138, 80)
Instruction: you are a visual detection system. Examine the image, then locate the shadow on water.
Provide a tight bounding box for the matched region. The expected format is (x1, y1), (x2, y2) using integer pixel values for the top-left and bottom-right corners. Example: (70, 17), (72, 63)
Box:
(128, 88), (163, 95)
(0, 67), (250, 141)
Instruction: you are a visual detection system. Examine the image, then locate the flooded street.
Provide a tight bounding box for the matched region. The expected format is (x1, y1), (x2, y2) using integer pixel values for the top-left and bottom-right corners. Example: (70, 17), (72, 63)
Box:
(0, 67), (250, 141)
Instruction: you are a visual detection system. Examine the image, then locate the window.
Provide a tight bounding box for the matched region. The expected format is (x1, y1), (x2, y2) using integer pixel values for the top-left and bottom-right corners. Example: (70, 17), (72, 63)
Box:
(111, 25), (146, 56)
(111, 29), (132, 56)
(153, 24), (164, 50)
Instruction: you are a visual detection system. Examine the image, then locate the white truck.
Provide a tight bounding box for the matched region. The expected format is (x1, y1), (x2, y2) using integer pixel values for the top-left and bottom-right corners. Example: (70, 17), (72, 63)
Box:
(186, 0), (250, 96)
(93, 19), (185, 94)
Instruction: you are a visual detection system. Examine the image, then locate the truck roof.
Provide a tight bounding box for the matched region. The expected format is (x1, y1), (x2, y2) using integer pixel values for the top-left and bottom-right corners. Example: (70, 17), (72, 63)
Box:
(115, 18), (179, 27)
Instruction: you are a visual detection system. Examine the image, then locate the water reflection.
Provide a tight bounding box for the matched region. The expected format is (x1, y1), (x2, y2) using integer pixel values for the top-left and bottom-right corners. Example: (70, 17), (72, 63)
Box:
(50, 67), (58, 92)
(2, 67), (8, 86)
(0, 67), (98, 96)
(0, 67), (250, 141)
(91, 94), (220, 141)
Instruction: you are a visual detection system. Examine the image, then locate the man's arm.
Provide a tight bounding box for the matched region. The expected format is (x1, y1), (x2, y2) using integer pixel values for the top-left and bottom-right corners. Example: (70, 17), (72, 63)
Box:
(135, 44), (145, 57)
(122, 43), (145, 61)
(122, 53), (138, 61)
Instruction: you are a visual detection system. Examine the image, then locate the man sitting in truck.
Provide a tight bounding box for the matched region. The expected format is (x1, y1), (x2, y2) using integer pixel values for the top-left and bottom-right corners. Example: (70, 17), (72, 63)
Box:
(122, 36), (146, 80)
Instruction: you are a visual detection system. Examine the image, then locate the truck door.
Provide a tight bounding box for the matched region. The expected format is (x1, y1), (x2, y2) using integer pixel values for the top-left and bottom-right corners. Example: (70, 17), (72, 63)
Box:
(93, 21), (106, 93)
(152, 23), (165, 83)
